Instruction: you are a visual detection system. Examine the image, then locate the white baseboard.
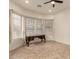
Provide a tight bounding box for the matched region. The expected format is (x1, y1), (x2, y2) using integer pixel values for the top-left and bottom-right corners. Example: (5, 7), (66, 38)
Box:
(53, 39), (70, 45)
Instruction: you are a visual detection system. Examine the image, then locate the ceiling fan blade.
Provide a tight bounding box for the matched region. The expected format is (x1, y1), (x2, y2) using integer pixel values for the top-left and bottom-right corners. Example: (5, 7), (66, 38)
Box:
(44, 1), (52, 4)
(55, 1), (63, 3)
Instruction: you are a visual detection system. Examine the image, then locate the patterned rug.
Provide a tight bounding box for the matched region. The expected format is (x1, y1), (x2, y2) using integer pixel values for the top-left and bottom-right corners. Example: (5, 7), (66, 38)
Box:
(10, 41), (70, 59)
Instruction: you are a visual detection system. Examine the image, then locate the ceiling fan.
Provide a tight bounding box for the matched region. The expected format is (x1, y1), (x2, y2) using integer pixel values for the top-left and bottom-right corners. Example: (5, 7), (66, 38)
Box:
(44, 0), (63, 7)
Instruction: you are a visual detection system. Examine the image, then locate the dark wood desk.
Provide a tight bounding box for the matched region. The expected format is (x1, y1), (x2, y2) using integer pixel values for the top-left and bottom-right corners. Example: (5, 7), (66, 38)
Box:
(26, 35), (46, 46)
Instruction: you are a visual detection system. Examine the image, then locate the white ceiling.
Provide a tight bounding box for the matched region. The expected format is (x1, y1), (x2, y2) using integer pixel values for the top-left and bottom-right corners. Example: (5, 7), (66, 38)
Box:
(12, 0), (70, 15)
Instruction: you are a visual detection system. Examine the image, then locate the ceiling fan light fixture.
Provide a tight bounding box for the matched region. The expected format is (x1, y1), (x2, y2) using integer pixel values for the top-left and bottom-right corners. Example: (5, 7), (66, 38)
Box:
(25, 0), (29, 4)
(51, 1), (55, 4)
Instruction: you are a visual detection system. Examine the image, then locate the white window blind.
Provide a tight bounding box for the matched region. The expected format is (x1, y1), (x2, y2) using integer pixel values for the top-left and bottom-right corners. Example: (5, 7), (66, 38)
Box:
(12, 13), (22, 39)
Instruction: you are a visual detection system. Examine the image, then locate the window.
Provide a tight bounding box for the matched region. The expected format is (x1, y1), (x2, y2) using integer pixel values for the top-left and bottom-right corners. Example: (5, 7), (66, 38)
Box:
(12, 13), (22, 39)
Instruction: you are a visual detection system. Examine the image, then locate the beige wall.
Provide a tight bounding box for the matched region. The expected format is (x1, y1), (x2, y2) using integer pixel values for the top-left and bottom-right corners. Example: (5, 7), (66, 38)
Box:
(43, 8), (70, 45)
(53, 8), (70, 45)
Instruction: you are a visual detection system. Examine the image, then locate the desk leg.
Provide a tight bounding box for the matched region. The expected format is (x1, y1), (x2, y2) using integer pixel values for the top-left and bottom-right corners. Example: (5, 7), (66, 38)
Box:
(26, 39), (29, 47)
(27, 42), (29, 47)
(41, 39), (43, 42)
(44, 36), (46, 43)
